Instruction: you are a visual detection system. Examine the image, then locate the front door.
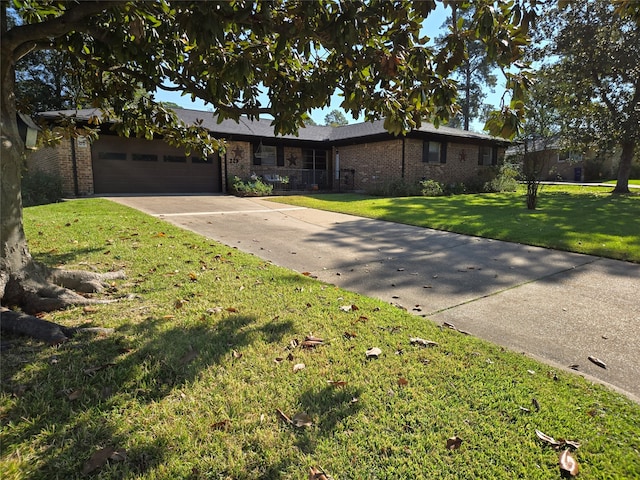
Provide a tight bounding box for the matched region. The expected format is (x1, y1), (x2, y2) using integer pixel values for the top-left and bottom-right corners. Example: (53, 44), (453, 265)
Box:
(302, 149), (330, 189)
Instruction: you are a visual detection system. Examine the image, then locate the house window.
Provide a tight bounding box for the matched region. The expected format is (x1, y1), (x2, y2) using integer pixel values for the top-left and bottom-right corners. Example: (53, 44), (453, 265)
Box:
(253, 143), (277, 166)
(302, 149), (327, 170)
(132, 153), (158, 162)
(558, 151), (582, 163)
(478, 146), (497, 166)
(422, 141), (445, 164)
(164, 155), (186, 163)
(98, 151), (126, 161)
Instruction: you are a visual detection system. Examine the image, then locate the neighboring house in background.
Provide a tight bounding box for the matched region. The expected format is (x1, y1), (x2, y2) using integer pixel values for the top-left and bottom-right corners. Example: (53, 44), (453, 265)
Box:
(29, 108), (510, 196)
(506, 137), (619, 182)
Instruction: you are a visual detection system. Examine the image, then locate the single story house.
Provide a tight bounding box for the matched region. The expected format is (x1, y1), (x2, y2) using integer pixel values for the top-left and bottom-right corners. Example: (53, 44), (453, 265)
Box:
(28, 108), (511, 196)
(505, 136), (619, 182)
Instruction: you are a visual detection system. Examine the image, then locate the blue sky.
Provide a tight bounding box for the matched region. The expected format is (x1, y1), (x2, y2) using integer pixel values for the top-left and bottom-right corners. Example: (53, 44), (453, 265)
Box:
(155, 4), (502, 131)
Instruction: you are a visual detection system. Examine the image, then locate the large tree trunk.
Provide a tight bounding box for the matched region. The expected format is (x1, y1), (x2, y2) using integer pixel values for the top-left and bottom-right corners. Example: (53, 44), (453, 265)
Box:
(613, 141), (634, 194)
(1, 30), (123, 344)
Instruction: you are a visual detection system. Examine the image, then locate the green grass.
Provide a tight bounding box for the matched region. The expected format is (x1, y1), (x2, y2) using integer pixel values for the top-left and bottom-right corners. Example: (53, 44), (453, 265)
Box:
(270, 185), (640, 263)
(1, 199), (639, 479)
(603, 179), (640, 186)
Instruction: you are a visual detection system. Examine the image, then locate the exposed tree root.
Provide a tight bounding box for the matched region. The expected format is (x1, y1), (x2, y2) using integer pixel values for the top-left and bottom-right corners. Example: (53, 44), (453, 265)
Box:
(0, 264), (126, 344)
(0, 307), (75, 344)
(48, 268), (125, 294)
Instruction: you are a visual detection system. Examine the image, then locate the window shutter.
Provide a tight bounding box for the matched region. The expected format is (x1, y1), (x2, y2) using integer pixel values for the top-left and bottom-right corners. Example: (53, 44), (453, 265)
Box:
(252, 142), (261, 165)
(440, 142), (447, 164)
(422, 141), (429, 163)
(478, 146), (483, 165)
(491, 147), (498, 165)
(277, 145), (284, 166)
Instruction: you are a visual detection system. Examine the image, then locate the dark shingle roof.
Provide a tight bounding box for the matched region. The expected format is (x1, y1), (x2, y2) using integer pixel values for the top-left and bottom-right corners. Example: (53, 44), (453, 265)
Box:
(39, 107), (508, 144)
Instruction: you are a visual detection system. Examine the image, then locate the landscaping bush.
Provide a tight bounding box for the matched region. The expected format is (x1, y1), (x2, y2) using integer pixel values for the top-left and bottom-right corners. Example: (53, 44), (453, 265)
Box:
(419, 179), (445, 196)
(365, 178), (421, 197)
(444, 182), (468, 195)
(485, 164), (520, 192)
(229, 175), (274, 196)
(21, 169), (63, 206)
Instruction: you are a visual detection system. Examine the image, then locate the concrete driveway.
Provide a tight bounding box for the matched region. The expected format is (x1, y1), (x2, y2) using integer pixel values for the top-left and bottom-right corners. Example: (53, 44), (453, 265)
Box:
(106, 194), (640, 402)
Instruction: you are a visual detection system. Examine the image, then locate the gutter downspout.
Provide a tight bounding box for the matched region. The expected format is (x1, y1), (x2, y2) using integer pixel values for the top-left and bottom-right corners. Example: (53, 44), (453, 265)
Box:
(401, 137), (406, 178)
(70, 138), (79, 196)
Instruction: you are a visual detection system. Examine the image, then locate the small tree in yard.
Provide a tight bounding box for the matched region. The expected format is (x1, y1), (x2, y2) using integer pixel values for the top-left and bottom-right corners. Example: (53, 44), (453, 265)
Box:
(1, 1), (536, 342)
(515, 68), (561, 210)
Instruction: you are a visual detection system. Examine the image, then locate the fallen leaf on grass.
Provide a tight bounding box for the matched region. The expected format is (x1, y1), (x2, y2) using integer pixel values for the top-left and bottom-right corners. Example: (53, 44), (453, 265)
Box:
(398, 377), (409, 386)
(110, 449), (127, 462)
(67, 389), (82, 401)
(559, 449), (579, 476)
(232, 350), (242, 359)
(532, 398), (540, 411)
(309, 466), (331, 479)
(82, 447), (115, 475)
(327, 380), (347, 388)
(446, 436), (463, 450)
(301, 336), (324, 348)
(292, 412), (313, 428)
(276, 408), (292, 424)
(535, 430), (580, 449)
(410, 337), (438, 347)
(212, 419), (230, 431)
(535, 429), (562, 447)
(340, 304), (359, 312)
(83, 306), (98, 314)
(366, 347), (382, 359)
(293, 363), (306, 373)
(588, 356), (607, 369)
(84, 363), (115, 376)
(179, 349), (199, 365)
(343, 331), (357, 339)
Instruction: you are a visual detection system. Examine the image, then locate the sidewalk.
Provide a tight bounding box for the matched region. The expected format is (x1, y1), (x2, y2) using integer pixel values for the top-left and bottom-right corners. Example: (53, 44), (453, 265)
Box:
(108, 195), (640, 402)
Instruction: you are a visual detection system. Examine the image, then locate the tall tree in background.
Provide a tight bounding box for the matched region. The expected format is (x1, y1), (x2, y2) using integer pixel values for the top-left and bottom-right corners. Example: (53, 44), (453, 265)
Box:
(436, 8), (497, 130)
(1, 0), (535, 341)
(536, 0), (639, 194)
(324, 109), (348, 127)
(15, 49), (78, 113)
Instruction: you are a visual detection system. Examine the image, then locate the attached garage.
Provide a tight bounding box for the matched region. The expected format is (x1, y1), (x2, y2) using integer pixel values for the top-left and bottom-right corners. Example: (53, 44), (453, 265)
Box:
(92, 136), (221, 194)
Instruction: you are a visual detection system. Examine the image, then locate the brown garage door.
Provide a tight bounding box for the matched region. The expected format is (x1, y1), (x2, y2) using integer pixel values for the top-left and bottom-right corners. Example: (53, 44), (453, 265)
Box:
(92, 136), (221, 194)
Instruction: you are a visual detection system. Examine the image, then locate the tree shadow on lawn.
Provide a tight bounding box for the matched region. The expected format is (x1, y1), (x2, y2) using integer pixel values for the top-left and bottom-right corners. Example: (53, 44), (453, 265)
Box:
(1, 313), (294, 478)
(30, 246), (106, 268)
(293, 385), (363, 455)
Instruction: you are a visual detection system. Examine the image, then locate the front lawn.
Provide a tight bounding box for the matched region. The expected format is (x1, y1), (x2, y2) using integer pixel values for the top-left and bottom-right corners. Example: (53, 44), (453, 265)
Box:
(270, 185), (640, 263)
(1, 199), (639, 479)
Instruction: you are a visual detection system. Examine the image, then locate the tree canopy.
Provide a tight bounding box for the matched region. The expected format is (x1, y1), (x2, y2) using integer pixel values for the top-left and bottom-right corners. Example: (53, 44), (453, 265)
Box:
(1, 0), (536, 335)
(324, 109), (349, 127)
(533, 0), (640, 193)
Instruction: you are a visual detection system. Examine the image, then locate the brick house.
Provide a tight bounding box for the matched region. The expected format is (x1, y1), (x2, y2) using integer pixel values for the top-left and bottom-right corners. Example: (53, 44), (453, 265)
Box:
(505, 137), (619, 182)
(29, 108), (510, 196)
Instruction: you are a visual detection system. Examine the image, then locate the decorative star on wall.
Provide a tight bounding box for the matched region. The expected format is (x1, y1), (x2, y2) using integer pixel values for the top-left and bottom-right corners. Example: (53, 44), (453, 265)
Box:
(231, 146), (243, 160)
(287, 153), (297, 166)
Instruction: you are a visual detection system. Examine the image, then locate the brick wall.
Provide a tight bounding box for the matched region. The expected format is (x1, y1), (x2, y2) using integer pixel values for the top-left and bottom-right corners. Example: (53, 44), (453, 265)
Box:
(337, 138), (505, 191)
(224, 141), (251, 184)
(26, 137), (95, 196)
(337, 140), (403, 190)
